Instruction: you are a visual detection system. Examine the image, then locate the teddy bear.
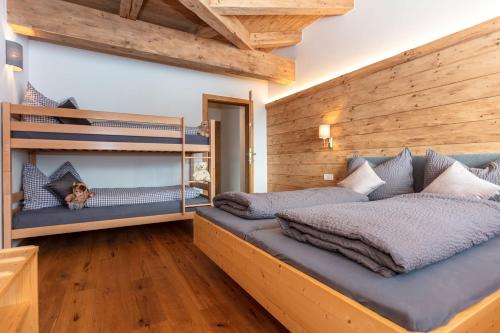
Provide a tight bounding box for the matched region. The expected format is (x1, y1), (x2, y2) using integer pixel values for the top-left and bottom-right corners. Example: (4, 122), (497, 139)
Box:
(198, 121), (210, 137)
(192, 161), (211, 183)
(65, 182), (95, 210)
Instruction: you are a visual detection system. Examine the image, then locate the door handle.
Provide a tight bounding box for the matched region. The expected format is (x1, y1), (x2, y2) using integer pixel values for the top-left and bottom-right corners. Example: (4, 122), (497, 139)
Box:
(248, 148), (256, 164)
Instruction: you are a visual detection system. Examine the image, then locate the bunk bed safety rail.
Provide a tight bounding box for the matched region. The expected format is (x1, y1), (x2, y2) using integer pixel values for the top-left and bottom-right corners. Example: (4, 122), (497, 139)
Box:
(8, 104), (184, 139)
(9, 104), (183, 125)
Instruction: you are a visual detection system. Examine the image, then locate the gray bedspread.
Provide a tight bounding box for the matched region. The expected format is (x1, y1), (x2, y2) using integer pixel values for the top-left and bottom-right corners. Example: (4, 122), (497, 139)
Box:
(278, 193), (500, 277)
(213, 187), (368, 219)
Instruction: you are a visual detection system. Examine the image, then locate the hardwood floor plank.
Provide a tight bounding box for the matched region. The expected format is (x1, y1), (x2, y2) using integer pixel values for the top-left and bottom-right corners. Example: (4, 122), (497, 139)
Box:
(24, 222), (287, 333)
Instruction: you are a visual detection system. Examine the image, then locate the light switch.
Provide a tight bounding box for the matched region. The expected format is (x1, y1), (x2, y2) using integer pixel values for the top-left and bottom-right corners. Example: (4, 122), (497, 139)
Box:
(324, 174), (334, 181)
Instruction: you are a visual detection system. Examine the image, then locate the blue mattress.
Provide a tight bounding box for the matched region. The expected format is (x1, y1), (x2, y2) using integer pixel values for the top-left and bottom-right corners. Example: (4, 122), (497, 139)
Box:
(196, 206), (278, 239)
(12, 131), (209, 145)
(248, 228), (500, 332)
(196, 207), (500, 332)
(13, 197), (209, 229)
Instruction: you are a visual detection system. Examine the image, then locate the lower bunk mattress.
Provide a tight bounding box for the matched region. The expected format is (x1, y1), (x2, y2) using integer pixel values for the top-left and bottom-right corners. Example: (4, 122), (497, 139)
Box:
(14, 197), (209, 229)
(196, 207), (500, 332)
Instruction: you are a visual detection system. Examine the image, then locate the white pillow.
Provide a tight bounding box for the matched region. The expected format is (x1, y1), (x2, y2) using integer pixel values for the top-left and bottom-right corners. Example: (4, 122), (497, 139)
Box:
(338, 161), (386, 195)
(423, 162), (500, 199)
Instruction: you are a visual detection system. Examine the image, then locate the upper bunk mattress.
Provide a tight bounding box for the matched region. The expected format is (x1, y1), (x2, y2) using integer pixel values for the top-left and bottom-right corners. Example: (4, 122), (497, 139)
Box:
(196, 206), (278, 239)
(14, 119), (210, 144)
(11, 131), (209, 145)
(14, 197), (209, 229)
(247, 227), (500, 332)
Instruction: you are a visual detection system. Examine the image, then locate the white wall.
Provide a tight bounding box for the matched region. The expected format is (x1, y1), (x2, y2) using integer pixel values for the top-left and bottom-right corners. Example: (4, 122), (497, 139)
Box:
(28, 41), (269, 192)
(0, 1), (28, 104)
(269, 0), (500, 101)
(1, 0), (30, 247)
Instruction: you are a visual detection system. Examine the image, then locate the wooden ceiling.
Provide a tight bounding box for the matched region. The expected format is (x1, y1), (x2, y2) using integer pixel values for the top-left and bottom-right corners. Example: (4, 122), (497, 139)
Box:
(64, 0), (328, 45)
(8, 0), (353, 82)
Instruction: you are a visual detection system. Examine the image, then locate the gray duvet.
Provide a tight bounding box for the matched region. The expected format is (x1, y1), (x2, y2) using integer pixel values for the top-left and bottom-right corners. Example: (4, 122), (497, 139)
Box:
(213, 187), (368, 219)
(278, 193), (500, 277)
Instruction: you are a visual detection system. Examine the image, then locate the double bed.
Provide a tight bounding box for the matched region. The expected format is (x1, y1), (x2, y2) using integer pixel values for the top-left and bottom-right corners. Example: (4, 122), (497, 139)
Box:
(194, 153), (500, 333)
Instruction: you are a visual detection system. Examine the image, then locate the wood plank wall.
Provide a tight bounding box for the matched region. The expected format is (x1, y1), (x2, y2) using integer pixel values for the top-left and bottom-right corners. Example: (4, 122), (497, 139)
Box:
(266, 17), (500, 192)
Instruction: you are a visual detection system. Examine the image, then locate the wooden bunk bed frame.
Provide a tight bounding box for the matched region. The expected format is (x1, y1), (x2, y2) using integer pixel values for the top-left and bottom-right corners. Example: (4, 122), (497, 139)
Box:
(194, 215), (500, 333)
(2, 102), (216, 248)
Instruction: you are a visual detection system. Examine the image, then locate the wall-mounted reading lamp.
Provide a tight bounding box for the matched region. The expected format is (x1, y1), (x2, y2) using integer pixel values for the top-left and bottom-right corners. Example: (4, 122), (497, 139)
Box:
(319, 124), (333, 149)
(6, 40), (23, 72)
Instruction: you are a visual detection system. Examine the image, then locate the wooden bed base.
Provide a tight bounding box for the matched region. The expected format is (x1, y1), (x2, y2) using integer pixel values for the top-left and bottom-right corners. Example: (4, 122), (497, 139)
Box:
(11, 212), (195, 239)
(2, 103), (216, 248)
(193, 214), (500, 333)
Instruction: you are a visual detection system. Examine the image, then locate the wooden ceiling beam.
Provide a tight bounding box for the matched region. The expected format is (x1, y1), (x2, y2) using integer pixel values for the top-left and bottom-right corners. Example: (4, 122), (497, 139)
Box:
(119, 0), (144, 20)
(8, 0), (294, 83)
(209, 0), (354, 16)
(177, 0), (254, 50)
(250, 31), (302, 49)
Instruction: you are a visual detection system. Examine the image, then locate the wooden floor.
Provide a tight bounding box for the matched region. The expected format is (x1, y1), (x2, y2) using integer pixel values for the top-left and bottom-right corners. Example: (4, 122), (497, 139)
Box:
(24, 221), (288, 333)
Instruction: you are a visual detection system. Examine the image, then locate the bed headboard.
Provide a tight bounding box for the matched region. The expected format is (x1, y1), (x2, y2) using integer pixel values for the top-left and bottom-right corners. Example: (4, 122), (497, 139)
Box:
(358, 153), (500, 192)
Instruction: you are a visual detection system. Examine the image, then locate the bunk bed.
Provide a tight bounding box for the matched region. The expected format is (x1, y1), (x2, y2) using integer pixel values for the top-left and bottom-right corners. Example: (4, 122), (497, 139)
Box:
(2, 102), (216, 248)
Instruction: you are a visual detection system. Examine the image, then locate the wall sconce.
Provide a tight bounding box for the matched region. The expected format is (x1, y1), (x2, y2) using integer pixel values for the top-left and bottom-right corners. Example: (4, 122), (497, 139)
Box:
(319, 124), (333, 149)
(6, 40), (23, 72)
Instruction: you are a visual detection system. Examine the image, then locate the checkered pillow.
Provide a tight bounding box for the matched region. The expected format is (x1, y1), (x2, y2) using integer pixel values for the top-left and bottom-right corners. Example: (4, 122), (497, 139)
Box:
(22, 161), (83, 210)
(85, 186), (200, 208)
(92, 121), (200, 135)
(21, 83), (61, 124)
(22, 163), (62, 210)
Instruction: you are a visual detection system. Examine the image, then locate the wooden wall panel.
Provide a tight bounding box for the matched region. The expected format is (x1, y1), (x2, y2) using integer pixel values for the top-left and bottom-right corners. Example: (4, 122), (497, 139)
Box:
(266, 17), (500, 191)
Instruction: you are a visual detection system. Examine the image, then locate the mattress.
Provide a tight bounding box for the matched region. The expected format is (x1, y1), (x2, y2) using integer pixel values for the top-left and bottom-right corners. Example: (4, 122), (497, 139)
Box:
(14, 197), (209, 229)
(12, 131), (209, 145)
(247, 227), (500, 332)
(196, 206), (278, 239)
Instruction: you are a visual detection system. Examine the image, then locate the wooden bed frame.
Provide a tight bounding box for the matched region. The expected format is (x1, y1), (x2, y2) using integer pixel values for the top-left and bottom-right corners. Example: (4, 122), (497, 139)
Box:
(2, 102), (216, 248)
(193, 214), (500, 333)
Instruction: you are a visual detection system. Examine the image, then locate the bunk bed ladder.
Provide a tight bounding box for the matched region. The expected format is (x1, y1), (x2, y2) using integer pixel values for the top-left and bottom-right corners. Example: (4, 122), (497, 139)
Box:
(183, 120), (215, 211)
(181, 118), (186, 214)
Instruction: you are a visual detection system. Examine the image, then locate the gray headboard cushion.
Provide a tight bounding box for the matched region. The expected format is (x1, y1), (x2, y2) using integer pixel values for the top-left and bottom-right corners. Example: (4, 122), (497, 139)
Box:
(348, 153), (500, 192)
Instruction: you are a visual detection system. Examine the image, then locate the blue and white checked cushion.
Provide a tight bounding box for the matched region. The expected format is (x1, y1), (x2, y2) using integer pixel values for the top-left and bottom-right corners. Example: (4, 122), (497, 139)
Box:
(22, 161), (82, 210)
(85, 185), (200, 208)
(21, 83), (60, 124)
(22, 163), (61, 210)
(91, 120), (200, 135)
(348, 148), (414, 201)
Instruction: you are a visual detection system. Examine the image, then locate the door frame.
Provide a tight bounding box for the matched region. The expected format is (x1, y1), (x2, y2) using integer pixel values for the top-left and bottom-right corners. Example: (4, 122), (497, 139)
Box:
(202, 93), (254, 193)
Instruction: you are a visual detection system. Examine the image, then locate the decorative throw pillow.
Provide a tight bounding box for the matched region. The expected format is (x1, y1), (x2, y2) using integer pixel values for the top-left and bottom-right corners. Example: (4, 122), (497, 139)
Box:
(50, 161), (82, 182)
(22, 163), (62, 210)
(423, 162), (500, 199)
(44, 171), (80, 201)
(21, 82), (60, 124)
(57, 98), (91, 125)
(423, 149), (500, 188)
(347, 148), (414, 200)
(338, 161), (386, 195)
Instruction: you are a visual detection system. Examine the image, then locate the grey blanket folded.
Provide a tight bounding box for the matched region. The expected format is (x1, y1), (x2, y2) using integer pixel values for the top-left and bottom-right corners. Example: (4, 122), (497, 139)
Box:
(278, 193), (500, 277)
(213, 187), (368, 219)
